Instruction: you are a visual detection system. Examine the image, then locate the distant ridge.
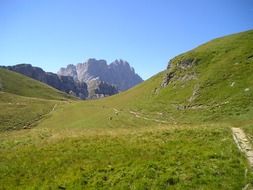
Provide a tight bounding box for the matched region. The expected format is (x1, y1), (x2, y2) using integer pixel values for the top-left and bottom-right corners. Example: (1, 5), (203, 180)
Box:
(0, 68), (75, 100)
(1, 59), (143, 99)
(1, 64), (89, 99)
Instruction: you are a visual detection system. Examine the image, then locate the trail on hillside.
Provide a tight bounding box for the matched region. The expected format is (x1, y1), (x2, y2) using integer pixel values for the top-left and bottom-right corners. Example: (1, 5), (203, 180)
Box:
(129, 110), (170, 124)
(232, 128), (253, 167)
(24, 104), (58, 129)
(113, 108), (169, 124)
(49, 104), (57, 114)
(112, 107), (175, 124)
(125, 110), (175, 124)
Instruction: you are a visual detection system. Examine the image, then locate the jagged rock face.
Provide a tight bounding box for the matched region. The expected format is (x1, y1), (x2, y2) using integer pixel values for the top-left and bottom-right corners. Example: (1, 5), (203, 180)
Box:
(4, 64), (88, 99)
(58, 59), (143, 91)
(161, 57), (199, 88)
(76, 59), (108, 82)
(108, 59), (143, 90)
(87, 78), (118, 99)
(58, 64), (78, 81)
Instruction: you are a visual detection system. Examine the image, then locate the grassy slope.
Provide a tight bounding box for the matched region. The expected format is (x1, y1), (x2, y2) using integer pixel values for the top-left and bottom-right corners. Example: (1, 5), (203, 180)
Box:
(0, 125), (251, 189)
(0, 92), (57, 131)
(37, 72), (165, 130)
(148, 30), (253, 124)
(102, 29), (253, 125)
(1, 30), (253, 189)
(0, 68), (75, 130)
(38, 30), (253, 129)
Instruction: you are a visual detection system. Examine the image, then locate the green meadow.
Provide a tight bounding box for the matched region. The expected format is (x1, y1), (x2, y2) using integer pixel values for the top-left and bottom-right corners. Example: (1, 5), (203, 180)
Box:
(0, 30), (253, 189)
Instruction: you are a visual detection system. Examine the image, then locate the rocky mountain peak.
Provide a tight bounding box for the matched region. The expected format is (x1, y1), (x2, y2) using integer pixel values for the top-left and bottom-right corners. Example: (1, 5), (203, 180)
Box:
(58, 64), (78, 81)
(58, 58), (143, 91)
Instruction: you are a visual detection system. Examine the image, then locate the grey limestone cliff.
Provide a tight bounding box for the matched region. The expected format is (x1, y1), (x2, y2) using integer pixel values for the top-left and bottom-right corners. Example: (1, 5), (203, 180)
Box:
(58, 58), (143, 92)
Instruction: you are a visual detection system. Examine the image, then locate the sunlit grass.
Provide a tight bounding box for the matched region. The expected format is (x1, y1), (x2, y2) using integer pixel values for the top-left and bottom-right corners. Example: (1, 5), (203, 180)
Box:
(0, 125), (251, 189)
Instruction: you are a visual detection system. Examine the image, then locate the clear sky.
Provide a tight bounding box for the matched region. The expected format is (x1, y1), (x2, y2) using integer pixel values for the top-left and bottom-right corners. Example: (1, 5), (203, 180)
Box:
(0, 0), (253, 79)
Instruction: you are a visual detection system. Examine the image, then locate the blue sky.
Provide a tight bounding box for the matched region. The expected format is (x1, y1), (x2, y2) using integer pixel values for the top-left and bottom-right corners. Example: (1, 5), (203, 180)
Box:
(0, 0), (253, 79)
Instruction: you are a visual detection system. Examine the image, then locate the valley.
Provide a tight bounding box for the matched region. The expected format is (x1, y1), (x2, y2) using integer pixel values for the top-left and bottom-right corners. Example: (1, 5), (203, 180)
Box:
(0, 30), (253, 189)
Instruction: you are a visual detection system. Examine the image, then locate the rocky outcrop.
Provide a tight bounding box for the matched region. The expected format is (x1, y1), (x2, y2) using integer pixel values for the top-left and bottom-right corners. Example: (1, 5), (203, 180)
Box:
(87, 78), (118, 99)
(2, 64), (88, 99)
(58, 64), (78, 81)
(161, 57), (199, 88)
(161, 71), (175, 88)
(58, 58), (143, 91)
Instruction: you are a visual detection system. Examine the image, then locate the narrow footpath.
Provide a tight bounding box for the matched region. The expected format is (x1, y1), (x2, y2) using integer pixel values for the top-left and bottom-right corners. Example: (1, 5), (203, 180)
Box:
(24, 104), (57, 129)
(232, 127), (253, 167)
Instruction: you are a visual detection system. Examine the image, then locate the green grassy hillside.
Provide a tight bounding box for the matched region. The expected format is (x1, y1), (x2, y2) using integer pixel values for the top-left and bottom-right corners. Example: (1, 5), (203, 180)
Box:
(0, 68), (75, 131)
(144, 30), (253, 124)
(1, 125), (250, 189)
(37, 30), (253, 130)
(0, 92), (59, 131)
(103, 29), (253, 125)
(1, 30), (253, 189)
